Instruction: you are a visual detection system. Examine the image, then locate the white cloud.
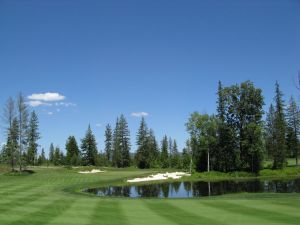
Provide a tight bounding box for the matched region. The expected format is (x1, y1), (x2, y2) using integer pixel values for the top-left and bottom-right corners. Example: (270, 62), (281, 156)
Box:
(27, 100), (52, 107)
(131, 112), (149, 117)
(28, 92), (65, 102)
(56, 108), (61, 112)
(47, 112), (53, 115)
(96, 123), (102, 127)
(55, 102), (77, 107)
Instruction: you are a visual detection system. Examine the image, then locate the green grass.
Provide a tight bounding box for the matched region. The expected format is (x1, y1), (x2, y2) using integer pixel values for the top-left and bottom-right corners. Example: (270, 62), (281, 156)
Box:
(0, 166), (299, 225)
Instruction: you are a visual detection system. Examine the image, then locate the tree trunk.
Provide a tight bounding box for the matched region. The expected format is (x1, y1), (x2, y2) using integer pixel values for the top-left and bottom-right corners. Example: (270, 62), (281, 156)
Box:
(207, 149), (210, 172)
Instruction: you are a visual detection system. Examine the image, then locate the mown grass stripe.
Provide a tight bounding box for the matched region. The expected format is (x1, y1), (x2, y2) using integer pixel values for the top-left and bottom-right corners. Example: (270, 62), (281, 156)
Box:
(204, 200), (300, 225)
(144, 200), (225, 225)
(5, 197), (76, 225)
(87, 199), (128, 225)
(120, 199), (175, 225)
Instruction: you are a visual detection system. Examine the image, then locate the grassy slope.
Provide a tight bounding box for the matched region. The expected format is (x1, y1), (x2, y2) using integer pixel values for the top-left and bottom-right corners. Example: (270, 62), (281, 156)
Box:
(0, 167), (299, 225)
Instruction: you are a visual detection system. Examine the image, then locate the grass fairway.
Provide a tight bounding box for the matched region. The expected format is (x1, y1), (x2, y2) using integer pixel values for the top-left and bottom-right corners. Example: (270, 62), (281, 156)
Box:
(0, 167), (299, 225)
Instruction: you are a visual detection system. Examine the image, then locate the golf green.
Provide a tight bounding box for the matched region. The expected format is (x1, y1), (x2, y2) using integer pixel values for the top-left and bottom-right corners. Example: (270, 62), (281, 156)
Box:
(0, 167), (299, 225)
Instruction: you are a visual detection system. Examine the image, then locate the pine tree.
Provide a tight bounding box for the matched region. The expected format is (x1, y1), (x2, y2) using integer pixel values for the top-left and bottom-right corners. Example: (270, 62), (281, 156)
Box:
(286, 96), (299, 165)
(16, 93), (28, 172)
(161, 135), (169, 168)
(148, 129), (160, 168)
(66, 136), (80, 166)
(3, 97), (18, 171)
(37, 148), (46, 165)
(104, 124), (113, 164)
(49, 143), (54, 163)
(168, 137), (173, 168)
(265, 104), (276, 160)
(81, 125), (98, 166)
(53, 146), (65, 166)
(119, 115), (131, 167)
(273, 82), (287, 169)
(171, 140), (181, 168)
(112, 118), (122, 167)
(135, 117), (150, 169)
(26, 111), (40, 165)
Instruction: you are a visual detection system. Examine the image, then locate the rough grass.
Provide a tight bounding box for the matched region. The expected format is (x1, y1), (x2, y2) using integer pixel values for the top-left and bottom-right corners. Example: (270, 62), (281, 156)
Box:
(0, 166), (299, 225)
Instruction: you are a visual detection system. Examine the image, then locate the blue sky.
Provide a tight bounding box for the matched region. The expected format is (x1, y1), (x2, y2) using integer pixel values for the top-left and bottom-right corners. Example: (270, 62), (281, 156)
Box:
(0, 0), (300, 154)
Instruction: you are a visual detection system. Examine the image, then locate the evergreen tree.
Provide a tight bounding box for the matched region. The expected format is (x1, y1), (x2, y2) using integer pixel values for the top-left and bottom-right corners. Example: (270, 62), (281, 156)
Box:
(66, 136), (80, 166)
(171, 140), (181, 168)
(112, 118), (121, 167)
(49, 143), (54, 163)
(53, 146), (61, 166)
(168, 137), (173, 168)
(16, 93), (28, 172)
(26, 111), (40, 165)
(286, 96), (300, 165)
(161, 136), (169, 168)
(81, 125), (98, 166)
(135, 117), (150, 169)
(3, 97), (18, 171)
(119, 115), (131, 167)
(265, 104), (276, 160)
(37, 148), (46, 165)
(273, 82), (287, 169)
(104, 124), (113, 164)
(148, 129), (160, 168)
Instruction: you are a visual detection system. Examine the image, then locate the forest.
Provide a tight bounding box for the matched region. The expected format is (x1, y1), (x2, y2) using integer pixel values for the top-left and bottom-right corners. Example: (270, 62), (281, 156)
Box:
(1, 81), (298, 174)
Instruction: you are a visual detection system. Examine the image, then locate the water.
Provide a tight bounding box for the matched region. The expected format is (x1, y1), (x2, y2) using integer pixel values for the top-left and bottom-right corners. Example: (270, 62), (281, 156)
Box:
(84, 178), (300, 198)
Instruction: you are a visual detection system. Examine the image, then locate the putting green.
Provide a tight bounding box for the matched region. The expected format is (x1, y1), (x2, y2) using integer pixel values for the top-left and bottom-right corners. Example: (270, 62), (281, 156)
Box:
(0, 167), (299, 225)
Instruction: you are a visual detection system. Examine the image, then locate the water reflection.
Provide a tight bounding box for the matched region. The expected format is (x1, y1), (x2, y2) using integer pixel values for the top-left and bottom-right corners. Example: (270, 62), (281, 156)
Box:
(85, 178), (300, 198)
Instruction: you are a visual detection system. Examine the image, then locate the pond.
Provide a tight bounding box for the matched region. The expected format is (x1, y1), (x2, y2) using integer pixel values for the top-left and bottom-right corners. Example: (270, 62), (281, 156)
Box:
(84, 178), (300, 198)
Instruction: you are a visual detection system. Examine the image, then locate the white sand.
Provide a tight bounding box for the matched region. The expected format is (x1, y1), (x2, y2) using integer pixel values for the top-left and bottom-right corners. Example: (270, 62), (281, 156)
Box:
(127, 172), (191, 183)
(78, 169), (104, 174)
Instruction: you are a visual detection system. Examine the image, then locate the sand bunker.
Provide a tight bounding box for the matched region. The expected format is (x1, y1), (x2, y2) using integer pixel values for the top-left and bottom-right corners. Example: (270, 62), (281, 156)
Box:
(127, 172), (190, 183)
(78, 169), (104, 174)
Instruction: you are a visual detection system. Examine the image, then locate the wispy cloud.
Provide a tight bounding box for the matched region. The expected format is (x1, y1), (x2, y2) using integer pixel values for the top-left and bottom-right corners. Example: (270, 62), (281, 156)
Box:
(131, 112), (149, 117)
(28, 92), (65, 102)
(47, 112), (53, 115)
(27, 100), (52, 107)
(55, 102), (77, 107)
(95, 123), (102, 127)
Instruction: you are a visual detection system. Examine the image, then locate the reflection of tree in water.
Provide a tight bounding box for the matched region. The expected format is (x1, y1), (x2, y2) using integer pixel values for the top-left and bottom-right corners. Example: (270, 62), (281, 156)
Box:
(161, 183), (170, 198)
(172, 182), (181, 193)
(192, 181), (208, 197)
(183, 182), (192, 197)
(122, 186), (131, 197)
(264, 179), (300, 193)
(87, 178), (300, 198)
(136, 184), (160, 197)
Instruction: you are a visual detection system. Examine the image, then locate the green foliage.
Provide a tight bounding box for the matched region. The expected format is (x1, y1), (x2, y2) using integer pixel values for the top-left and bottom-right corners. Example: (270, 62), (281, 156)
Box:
(186, 113), (218, 172)
(135, 118), (160, 169)
(272, 82), (287, 169)
(49, 143), (55, 163)
(26, 111), (40, 165)
(81, 125), (98, 166)
(104, 124), (113, 164)
(160, 135), (169, 168)
(286, 96), (300, 165)
(65, 136), (81, 166)
(187, 81), (264, 173)
(112, 115), (131, 168)
(37, 148), (46, 165)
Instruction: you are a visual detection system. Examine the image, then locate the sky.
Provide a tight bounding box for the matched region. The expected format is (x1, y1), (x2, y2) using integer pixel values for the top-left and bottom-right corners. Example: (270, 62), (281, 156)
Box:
(0, 0), (300, 155)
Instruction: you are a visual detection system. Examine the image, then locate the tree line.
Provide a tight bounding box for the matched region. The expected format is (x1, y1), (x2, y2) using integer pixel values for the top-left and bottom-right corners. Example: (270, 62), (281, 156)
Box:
(186, 81), (299, 173)
(1, 80), (299, 173)
(0, 93), (40, 171)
